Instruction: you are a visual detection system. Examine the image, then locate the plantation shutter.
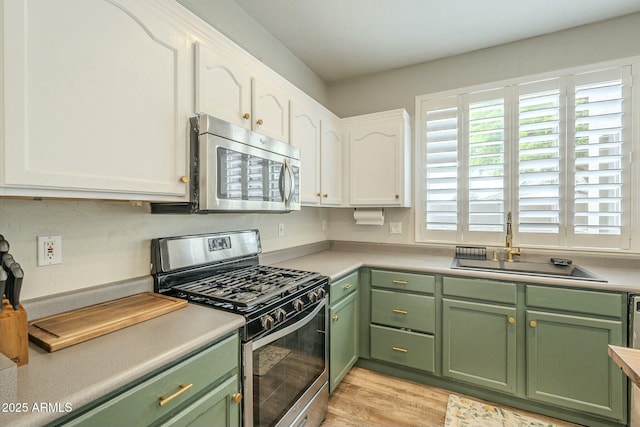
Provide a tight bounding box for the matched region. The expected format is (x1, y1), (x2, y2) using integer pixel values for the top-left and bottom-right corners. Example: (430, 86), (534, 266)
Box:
(421, 96), (460, 242)
(464, 89), (507, 244)
(516, 80), (563, 247)
(569, 67), (631, 249)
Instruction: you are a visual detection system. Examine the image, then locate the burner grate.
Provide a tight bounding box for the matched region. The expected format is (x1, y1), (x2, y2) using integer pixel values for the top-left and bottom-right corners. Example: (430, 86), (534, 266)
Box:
(171, 265), (320, 308)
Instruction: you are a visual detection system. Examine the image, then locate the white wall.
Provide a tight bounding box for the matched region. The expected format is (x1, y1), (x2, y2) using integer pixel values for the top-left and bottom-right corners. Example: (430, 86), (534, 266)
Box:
(177, 0), (328, 106)
(0, 199), (328, 300)
(328, 12), (640, 118)
(327, 12), (640, 245)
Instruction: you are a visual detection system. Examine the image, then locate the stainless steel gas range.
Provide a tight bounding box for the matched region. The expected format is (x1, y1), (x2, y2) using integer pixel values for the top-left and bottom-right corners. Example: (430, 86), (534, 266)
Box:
(151, 230), (328, 427)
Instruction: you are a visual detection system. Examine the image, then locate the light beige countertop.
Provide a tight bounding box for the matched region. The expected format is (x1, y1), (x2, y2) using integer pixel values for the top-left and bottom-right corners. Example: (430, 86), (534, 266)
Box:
(1, 302), (244, 427)
(268, 241), (640, 292)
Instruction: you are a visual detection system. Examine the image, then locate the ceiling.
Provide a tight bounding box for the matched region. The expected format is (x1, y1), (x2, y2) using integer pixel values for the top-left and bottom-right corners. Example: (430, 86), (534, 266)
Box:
(233, 0), (640, 82)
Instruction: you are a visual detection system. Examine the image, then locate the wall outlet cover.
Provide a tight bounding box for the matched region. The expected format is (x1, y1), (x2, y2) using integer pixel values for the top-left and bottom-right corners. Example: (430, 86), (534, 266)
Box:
(37, 235), (62, 266)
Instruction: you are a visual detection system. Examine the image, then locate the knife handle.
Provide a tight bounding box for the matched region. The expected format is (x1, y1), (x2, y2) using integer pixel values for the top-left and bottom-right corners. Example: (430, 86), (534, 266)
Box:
(8, 263), (23, 311)
(0, 269), (7, 314)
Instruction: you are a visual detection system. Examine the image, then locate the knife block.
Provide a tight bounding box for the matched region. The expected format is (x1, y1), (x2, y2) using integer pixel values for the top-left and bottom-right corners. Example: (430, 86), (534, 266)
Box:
(0, 298), (28, 366)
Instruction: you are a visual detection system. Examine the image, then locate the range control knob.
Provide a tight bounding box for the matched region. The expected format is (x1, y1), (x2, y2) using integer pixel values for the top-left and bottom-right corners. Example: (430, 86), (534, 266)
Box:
(307, 291), (318, 303)
(316, 288), (327, 299)
(274, 308), (287, 323)
(261, 315), (275, 331)
(293, 299), (305, 312)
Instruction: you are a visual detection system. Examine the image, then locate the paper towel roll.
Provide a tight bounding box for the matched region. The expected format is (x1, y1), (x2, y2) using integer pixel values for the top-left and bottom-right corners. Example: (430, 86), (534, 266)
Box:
(353, 208), (385, 226)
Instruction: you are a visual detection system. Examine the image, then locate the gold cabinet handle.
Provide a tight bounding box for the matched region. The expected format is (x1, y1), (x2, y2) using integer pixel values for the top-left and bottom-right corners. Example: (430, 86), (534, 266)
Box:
(179, 175), (189, 183)
(323, 194), (328, 198)
(395, 194), (400, 199)
(242, 113), (250, 120)
(231, 393), (242, 404)
(342, 284), (353, 290)
(256, 119), (264, 126)
(508, 316), (516, 324)
(392, 309), (408, 315)
(392, 280), (408, 285)
(316, 192), (322, 197)
(332, 315), (339, 321)
(392, 347), (408, 353)
(159, 383), (193, 407)
(530, 320), (537, 328)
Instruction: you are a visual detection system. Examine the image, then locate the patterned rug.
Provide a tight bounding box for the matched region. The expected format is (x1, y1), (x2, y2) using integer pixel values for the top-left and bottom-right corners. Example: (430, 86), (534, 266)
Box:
(256, 345), (291, 376)
(444, 395), (557, 427)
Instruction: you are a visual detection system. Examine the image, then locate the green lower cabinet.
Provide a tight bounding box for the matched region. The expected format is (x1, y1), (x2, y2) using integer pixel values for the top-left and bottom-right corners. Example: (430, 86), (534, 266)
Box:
(526, 310), (625, 421)
(370, 324), (435, 372)
(329, 291), (358, 393)
(442, 298), (517, 394)
(160, 376), (240, 427)
(63, 334), (241, 427)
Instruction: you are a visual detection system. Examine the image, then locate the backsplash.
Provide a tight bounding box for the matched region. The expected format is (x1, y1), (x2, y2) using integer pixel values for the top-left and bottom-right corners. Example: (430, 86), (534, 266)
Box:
(0, 198), (328, 300)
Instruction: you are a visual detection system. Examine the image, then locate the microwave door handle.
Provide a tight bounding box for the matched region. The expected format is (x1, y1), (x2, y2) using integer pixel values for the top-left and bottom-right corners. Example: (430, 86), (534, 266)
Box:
(286, 161), (295, 205)
(279, 162), (287, 204)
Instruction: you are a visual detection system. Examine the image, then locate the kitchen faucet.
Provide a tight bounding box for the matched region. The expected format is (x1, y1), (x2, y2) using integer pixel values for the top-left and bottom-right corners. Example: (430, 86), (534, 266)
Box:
(505, 211), (521, 262)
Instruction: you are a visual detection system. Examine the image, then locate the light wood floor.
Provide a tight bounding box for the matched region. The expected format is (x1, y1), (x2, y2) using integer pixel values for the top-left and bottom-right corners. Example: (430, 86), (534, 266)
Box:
(321, 366), (580, 427)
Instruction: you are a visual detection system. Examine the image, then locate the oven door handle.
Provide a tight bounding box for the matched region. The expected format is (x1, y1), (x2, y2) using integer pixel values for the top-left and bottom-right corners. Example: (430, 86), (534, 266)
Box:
(251, 299), (326, 351)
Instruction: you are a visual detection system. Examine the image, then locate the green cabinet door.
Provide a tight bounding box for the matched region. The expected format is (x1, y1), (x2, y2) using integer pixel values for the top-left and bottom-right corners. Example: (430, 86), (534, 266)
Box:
(526, 310), (626, 422)
(160, 376), (240, 427)
(329, 291), (358, 393)
(442, 298), (517, 394)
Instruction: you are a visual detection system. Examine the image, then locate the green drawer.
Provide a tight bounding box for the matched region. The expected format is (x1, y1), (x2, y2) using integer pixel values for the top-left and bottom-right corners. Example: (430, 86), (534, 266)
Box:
(329, 270), (359, 305)
(371, 289), (435, 333)
(66, 333), (239, 427)
(370, 324), (434, 372)
(371, 270), (435, 294)
(443, 276), (517, 304)
(526, 285), (625, 318)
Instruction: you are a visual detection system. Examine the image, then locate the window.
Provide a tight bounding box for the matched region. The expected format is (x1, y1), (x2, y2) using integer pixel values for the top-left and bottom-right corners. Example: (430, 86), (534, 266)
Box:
(417, 64), (634, 251)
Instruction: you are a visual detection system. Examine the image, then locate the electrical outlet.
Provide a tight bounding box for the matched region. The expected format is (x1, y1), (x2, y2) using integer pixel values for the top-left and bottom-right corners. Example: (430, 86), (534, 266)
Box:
(278, 223), (285, 237)
(37, 235), (62, 266)
(390, 222), (402, 234)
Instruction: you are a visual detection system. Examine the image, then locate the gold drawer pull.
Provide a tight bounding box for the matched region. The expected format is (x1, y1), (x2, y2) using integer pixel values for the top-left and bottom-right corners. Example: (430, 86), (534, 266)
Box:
(232, 393), (242, 404)
(392, 280), (408, 285)
(242, 113), (250, 120)
(508, 316), (516, 324)
(332, 315), (340, 321)
(392, 347), (408, 353)
(530, 320), (537, 328)
(392, 309), (408, 315)
(342, 284), (353, 290)
(256, 119), (264, 126)
(159, 383), (193, 407)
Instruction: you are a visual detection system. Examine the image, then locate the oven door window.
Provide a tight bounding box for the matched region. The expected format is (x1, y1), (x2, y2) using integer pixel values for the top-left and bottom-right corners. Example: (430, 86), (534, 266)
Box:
(252, 303), (326, 427)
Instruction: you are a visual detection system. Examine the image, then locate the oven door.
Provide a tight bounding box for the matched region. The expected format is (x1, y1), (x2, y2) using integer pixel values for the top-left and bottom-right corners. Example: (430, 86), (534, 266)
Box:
(244, 299), (327, 427)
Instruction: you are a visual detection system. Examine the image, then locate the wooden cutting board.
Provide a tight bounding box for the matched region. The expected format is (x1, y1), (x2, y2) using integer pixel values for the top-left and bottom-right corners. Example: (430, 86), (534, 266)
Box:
(28, 292), (187, 352)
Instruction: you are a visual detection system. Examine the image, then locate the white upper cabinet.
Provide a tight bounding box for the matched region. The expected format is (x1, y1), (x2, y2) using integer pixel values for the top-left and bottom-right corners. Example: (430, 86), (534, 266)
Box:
(195, 41), (252, 129)
(1, 0), (191, 201)
(252, 78), (290, 143)
(290, 99), (343, 206)
(343, 109), (411, 207)
(319, 113), (343, 206)
(195, 42), (290, 143)
(291, 101), (321, 204)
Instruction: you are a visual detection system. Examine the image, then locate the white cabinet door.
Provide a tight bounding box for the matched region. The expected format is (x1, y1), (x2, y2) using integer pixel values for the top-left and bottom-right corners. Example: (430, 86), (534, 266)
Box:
(195, 41), (252, 129)
(320, 114), (343, 206)
(252, 78), (290, 143)
(344, 109), (411, 207)
(1, 0), (190, 201)
(290, 101), (321, 205)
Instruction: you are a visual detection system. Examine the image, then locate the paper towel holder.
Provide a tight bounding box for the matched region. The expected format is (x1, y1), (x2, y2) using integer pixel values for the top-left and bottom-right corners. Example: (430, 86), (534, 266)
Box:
(353, 207), (385, 226)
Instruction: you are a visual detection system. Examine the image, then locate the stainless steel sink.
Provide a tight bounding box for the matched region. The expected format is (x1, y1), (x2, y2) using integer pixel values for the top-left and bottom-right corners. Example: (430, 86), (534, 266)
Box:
(450, 258), (607, 282)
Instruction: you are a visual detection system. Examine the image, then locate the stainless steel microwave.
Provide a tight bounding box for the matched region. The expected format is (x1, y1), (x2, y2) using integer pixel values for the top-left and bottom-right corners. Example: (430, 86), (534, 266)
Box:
(151, 115), (300, 213)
